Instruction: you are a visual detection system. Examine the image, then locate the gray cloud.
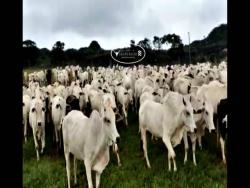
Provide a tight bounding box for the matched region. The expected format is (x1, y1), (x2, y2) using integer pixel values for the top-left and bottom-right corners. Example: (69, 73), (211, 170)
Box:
(23, 0), (227, 49)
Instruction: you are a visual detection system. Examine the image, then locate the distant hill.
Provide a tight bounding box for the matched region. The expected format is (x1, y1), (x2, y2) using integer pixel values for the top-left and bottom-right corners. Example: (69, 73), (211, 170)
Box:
(184, 24), (227, 63)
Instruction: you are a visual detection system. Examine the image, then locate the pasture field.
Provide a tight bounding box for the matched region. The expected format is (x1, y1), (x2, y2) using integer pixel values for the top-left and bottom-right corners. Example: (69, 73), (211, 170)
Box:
(23, 111), (227, 188)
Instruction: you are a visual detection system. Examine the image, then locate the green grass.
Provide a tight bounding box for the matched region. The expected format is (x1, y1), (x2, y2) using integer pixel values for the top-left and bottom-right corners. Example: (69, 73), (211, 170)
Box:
(23, 112), (226, 188)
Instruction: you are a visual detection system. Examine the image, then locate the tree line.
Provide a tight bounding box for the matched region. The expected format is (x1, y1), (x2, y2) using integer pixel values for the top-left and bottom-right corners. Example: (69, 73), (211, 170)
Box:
(23, 24), (227, 68)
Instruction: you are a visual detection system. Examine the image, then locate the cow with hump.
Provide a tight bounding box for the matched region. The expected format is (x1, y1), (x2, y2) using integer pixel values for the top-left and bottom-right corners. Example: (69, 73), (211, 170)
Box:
(62, 98), (120, 188)
(29, 97), (46, 161)
(139, 91), (196, 171)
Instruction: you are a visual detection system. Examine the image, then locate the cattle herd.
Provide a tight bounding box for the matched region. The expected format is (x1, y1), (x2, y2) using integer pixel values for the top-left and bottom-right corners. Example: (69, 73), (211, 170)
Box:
(23, 61), (227, 188)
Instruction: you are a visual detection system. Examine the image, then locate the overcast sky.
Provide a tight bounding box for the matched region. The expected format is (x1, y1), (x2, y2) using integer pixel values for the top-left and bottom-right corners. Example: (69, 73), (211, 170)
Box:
(23, 0), (227, 50)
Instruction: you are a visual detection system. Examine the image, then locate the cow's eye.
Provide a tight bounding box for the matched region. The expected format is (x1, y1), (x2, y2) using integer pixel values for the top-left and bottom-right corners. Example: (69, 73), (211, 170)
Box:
(205, 111), (209, 115)
(186, 111), (190, 116)
(104, 117), (111, 124)
(42, 107), (45, 112)
(32, 108), (36, 113)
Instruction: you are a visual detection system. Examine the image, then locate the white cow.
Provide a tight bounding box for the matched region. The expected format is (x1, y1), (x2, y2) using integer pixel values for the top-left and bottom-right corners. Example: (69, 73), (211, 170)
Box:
(139, 91), (196, 171)
(62, 99), (120, 188)
(29, 97), (46, 161)
(78, 71), (89, 86)
(37, 71), (46, 86)
(116, 86), (133, 126)
(173, 77), (191, 95)
(51, 96), (66, 149)
(88, 89), (103, 112)
(196, 80), (227, 114)
(183, 94), (215, 166)
(23, 94), (31, 142)
(134, 78), (146, 111)
(140, 91), (161, 105)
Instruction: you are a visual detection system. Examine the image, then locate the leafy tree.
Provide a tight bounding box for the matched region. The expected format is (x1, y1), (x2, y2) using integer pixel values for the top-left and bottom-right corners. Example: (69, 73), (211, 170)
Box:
(23, 40), (39, 67)
(51, 41), (65, 65)
(23, 40), (37, 48)
(161, 34), (182, 49)
(52, 41), (65, 51)
(153, 36), (162, 50)
(137, 38), (152, 49)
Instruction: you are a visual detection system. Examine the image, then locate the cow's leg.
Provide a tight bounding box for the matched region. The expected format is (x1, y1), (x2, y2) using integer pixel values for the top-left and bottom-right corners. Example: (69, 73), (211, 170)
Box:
(96, 171), (101, 188)
(197, 135), (202, 150)
(168, 151), (171, 171)
(163, 135), (176, 171)
(173, 156), (177, 172)
(65, 151), (71, 188)
(141, 128), (151, 168)
(192, 139), (197, 166)
(54, 125), (59, 150)
(74, 157), (77, 185)
(59, 129), (62, 150)
(122, 106), (128, 126)
(41, 127), (46, 154)
(113, 144), (121, 166)
(24, 118), (27, 143)
(134, 96), (138, 113)
(131, 98), (135, 112)
(52, 126), (55, 142)
(84, 160), (93, 188)
(32, 129), (40, 161)
(220, 136), (226, 164)
(183, 131), (189, 164)
(214, 114), (219, 147)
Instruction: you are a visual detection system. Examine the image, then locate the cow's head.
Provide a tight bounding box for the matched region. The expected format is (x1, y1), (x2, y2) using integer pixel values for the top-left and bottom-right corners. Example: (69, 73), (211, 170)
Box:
(79, 88), (89, 104)
(102, 98), (120, 145)
(181, 97), (196, 133)
(30, 98), (45, 128)
(202, 101), (215, 133)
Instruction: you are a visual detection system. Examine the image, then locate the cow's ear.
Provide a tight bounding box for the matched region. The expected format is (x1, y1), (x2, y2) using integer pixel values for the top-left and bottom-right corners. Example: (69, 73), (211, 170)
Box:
(183, 97), (186, 106)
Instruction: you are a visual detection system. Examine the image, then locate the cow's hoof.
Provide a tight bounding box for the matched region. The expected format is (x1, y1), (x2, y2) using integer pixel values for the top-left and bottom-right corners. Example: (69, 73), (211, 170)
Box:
(118, 163), (122, 167)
